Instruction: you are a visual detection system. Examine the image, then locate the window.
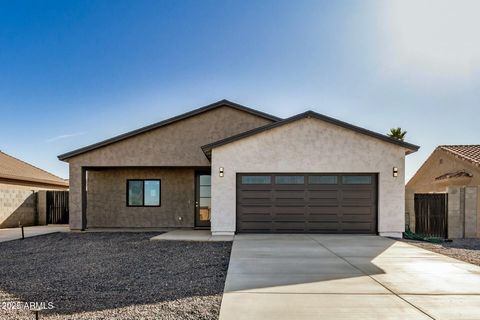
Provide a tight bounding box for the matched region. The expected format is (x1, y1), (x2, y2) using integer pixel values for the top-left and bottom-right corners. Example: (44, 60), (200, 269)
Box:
(127, 179), (161, 206)
(241, 175), (271, 184)
(308, 175), (338, 184)
(275, 175), (305, 184)
(342, 176), (372, 184)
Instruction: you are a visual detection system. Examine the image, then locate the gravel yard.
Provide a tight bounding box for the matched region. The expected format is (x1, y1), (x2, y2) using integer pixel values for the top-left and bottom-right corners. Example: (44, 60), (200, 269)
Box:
(0, 232), (232, 320)
(402, 238), (480, 266)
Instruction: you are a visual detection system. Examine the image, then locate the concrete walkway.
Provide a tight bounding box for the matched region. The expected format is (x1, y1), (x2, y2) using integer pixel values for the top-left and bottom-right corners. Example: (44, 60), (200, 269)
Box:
(150, 229), (234, 241)
(220, 234), (480, 320)
(0, 225), (69, 243)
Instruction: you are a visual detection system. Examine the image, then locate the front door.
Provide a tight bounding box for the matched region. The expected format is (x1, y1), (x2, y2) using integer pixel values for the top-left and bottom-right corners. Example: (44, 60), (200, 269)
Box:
(195, 172), (211, 228)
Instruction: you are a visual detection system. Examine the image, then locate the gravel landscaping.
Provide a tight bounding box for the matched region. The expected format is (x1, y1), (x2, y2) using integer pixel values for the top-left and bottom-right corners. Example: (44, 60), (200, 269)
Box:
(402, 238), (480, 266)
(0, 232), (232, 320)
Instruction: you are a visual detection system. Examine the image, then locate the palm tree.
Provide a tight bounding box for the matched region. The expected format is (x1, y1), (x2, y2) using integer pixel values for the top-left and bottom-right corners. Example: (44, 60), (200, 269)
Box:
(388, 127), (407, 141)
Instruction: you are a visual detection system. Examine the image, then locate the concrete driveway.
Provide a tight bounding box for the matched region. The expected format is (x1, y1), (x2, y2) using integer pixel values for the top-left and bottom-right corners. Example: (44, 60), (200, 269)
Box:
(219, 234), (480, 320)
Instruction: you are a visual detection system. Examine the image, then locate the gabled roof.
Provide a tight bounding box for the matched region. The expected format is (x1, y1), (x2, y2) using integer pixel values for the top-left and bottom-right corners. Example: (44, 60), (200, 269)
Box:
(202, 110), (420, 158)
(58, 99), (281, 161)
(439, 145), (480, 167)
(0, 151), (68, 187)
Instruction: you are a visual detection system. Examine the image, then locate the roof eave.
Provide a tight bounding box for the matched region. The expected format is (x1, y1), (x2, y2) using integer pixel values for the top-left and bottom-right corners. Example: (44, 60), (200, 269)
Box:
(201, 111), (420, 156)
(0, 174), (69, 187)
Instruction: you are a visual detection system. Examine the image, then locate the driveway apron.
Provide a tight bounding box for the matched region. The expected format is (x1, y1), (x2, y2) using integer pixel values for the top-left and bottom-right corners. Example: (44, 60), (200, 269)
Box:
(219, 234), (480, 320)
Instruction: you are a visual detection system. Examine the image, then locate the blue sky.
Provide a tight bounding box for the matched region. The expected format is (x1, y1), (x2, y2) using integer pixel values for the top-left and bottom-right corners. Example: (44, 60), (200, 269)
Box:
(1, 0), (479, 180)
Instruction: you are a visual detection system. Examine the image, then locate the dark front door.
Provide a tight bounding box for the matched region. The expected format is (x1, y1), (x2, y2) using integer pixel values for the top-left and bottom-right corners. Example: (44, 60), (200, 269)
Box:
(236, 173), (377, 234)
(195, 172), (211, 228)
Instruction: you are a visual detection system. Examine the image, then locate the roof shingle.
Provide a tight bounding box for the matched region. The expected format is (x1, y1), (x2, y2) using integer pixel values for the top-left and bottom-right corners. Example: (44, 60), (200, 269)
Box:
(439, 145), (480, 166)
(0, 151), (68, 187)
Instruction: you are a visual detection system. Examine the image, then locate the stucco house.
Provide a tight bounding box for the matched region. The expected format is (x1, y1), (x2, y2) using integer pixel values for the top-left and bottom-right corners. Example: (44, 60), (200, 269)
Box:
(58, 100), (419, 237)
(0, 151), (69, 228)
(406, 145), (480, 238)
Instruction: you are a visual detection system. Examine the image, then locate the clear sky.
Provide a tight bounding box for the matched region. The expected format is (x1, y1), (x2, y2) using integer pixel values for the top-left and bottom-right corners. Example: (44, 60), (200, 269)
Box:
(1, 0), (479, 180)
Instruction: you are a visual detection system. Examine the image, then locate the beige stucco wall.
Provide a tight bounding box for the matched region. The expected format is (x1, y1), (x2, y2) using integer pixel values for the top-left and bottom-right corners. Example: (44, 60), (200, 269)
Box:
(406, 149), (480, 234)
(407, 149), (480, 193)
(0, 182), (67, 228)
(65, 105), (274, 229)
(210, 117), (409, 237)
(447, 186), (479, 239)
(0, 186), (36, 228)
(86, 168), (195, 228)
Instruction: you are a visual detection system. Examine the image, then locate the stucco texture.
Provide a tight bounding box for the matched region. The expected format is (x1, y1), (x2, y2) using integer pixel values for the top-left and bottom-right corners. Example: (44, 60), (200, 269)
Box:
(406, 149), (480, 193)
(0, 182), (67, 228)
(87, 168), (194, 228)
(210, 117), (408, 237)
(406, 149), (480, 237)
(65, 105), (274, 229)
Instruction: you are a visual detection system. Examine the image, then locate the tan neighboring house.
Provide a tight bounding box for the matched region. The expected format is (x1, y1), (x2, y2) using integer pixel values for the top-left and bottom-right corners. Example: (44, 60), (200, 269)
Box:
(58, 100), (419, 238)
(0, 151), (69, 228)
(406, 145), (480, 238)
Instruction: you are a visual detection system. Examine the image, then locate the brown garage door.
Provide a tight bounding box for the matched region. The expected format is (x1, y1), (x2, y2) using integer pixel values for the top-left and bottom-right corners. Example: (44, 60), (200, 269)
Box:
(236, 173), (377, 234)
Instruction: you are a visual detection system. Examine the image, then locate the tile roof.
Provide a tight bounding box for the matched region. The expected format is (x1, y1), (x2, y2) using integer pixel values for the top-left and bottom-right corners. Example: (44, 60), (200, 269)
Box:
(439, 145), (480, 166)
(0, 151), (68, 187)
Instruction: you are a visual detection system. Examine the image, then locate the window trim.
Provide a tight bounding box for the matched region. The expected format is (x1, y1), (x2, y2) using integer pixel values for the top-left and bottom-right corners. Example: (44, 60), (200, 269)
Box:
(341, 175), (372, 185)
(274, 175), (305, 185)
(241, 175), (272, 185)
(308, 175), (338, 185)
(127, 179), (161, 207)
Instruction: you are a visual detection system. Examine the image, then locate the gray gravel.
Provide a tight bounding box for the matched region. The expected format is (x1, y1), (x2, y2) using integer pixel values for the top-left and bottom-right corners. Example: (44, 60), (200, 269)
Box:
(402, 238), (480, 266)
(0, 232), (232, 319)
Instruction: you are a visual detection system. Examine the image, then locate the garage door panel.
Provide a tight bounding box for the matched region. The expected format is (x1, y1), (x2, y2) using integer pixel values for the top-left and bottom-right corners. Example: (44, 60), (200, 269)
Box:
(272, 222), (307, 232)
(274, 214), (308, 222)
(308, 200), (341, 207)
(308, 213), (340, 222)
(274, 206), (307, 214)
(342, 206), (373, 215)
(307, 189), (339, 199)
(342, 214), (374, 222)
(237, 173), (377, 234)
(239, 206), (273, 214)
(308, 208), (341, 217)
(238, 190), (272, 199)
(342, 190), (373, 200)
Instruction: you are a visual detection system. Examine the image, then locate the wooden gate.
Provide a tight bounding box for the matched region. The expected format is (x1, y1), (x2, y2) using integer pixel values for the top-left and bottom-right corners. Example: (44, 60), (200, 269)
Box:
(414, 193), (448, 238)
(46, 191), (69, 224)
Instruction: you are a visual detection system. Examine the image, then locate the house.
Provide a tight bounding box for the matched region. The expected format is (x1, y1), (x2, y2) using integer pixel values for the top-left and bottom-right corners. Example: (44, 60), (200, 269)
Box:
(0, 151), (69, 228)
(58, 100), (419, 237)
(406, 145), (480, 238)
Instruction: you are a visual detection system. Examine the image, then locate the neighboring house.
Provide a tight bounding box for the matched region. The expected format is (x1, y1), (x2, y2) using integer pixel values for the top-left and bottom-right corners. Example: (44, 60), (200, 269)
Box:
(0, 151), (69, 228)
(58, 100), (419, 237)
(406, 145), (480, 238)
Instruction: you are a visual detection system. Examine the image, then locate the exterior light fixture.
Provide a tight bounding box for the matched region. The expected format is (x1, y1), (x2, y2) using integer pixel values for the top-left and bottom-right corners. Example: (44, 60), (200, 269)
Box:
(393, 167), (398, 177)
(219, 167), (224, 177)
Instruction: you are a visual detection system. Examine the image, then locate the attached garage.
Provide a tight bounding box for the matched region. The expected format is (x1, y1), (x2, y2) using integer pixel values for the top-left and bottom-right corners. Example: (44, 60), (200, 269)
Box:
(203, 110), (419, 238)
(236, 173), (377, 233)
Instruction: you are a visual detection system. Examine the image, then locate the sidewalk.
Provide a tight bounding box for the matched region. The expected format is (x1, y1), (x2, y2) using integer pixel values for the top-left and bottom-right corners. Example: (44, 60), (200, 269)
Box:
(0, 225), (69, 243)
